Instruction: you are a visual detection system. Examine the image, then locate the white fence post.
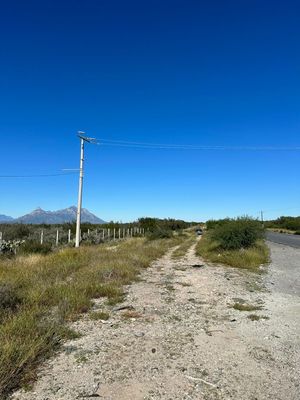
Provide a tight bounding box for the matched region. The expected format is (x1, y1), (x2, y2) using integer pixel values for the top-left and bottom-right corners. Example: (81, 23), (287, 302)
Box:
(108, 228), (110, 240)
(68, 229), (71, 243)
(88, 228), (90, 237)
(113, 228), (116, 240)
(40, 230), (44, 245)
(56, 230), (59, 246)
(118, 228), (121, 239)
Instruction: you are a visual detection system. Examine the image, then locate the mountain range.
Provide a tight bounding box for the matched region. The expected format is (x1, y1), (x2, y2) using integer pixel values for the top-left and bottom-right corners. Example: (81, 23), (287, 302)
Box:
(0, 206), (106, 224)
(0, 214), (14, 222)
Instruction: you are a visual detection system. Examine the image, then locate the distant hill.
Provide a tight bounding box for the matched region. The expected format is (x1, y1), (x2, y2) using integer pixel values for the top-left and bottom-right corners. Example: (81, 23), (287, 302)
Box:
(0, 214), (14, 222)
(3, 206), (106, 224)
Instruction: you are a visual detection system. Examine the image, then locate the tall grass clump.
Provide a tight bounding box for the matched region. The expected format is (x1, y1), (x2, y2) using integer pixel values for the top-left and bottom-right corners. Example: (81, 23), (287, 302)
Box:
(19, 240), (52, 255)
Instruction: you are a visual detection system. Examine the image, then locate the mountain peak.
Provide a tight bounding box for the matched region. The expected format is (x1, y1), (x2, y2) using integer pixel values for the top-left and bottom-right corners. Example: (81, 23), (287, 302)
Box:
(13, 206), (105, 224)
(32, 207), (45, 213)
(0, 214), (14, 222)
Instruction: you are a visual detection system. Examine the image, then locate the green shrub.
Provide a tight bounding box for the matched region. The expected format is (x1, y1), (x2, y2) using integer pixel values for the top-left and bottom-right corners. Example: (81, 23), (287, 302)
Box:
(146, 229), (173, 240)
(211, 217), (264, 250)
(265, 216), (300, 231)
(20, 240), (52, 255)
(196, 236), (269, 270)
(138, 217), (195, 232)
(206, 218), (231, 230)
(0, 224), (32, 241)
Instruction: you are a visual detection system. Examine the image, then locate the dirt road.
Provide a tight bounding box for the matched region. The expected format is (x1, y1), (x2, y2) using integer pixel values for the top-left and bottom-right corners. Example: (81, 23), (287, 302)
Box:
(12, 239), (300, 400)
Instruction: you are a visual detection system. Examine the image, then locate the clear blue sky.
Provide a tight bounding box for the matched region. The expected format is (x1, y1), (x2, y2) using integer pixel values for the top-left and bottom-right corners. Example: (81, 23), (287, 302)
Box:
(1, 0), (299, 222)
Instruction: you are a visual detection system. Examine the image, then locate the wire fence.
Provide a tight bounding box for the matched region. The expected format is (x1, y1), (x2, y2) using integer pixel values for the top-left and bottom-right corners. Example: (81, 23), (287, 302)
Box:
(0, 226), (146, 254)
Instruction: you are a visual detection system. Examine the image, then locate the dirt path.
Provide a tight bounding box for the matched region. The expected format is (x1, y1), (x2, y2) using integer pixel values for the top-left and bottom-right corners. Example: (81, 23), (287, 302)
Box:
(12, 240), (299, 400)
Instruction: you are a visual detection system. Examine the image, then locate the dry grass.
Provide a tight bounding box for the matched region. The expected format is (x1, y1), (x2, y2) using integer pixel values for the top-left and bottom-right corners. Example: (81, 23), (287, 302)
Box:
(196, 235), (269, 271)
(89, 311), (110, 321)
(0, 236), (182, 398)
(231, 303), (263, 312)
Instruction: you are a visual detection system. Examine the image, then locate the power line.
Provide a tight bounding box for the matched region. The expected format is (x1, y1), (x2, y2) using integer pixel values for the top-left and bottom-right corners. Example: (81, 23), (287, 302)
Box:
(98, 139), (300, 151)
(0, 172), (78, 178)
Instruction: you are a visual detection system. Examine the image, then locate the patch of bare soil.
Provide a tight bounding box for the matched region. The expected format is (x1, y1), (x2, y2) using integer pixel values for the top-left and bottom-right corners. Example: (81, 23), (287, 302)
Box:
(11, 240), (300, 400)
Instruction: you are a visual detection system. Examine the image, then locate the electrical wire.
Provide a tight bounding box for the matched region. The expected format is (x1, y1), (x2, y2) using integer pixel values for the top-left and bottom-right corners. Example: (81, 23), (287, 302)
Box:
(0, 172), (78, 178)
(98, 139), (300, 151)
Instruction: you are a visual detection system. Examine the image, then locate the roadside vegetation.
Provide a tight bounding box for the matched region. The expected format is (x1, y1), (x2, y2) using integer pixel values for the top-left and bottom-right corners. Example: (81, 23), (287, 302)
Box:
(0, 218), (198, 256)
(0, 218), (197, 243)
(197, 217), (269, 270)
(265, 215), (300, 234)
(0, 234), (188, 398)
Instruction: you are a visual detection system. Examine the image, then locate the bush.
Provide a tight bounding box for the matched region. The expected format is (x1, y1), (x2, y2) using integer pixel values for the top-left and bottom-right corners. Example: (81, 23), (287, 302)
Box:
(20, 240), (52, 255)
(0, 224), (32, 241)
(206, 218), (231, 230)
(146, 229), (173, 240)
(211, 217), (264, 250)
(265, 216), (300, 231)
(138, 217), (195, 232)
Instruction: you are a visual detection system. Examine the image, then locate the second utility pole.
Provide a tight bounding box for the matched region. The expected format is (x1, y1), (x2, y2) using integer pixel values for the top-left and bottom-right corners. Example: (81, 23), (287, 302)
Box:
(260, 210), (264, 228)
(75, 132), (97, 248)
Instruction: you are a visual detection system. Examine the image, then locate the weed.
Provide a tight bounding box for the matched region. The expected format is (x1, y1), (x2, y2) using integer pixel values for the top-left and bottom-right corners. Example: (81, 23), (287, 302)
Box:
(248, 314), (269, 321)
(231, 303), (263, 312)
(20, 240), (52, 255)
(74, 352), (89, 364)
(177, 282), (191, 287)
(165, 283), (175, 291)
(0, 283), (22, 311)
(90, 311), (110, 321)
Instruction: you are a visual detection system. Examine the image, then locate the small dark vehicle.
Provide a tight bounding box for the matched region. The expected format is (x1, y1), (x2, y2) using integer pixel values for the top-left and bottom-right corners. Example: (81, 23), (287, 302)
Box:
(195, 228), (203, 236)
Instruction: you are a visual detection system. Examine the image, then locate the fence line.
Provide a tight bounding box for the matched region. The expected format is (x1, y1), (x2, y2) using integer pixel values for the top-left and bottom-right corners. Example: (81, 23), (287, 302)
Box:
(0, 226), (146, 249)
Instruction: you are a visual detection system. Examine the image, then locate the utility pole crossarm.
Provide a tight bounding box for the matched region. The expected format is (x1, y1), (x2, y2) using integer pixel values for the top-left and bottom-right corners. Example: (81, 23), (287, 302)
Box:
(77, 132), (98, 144)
